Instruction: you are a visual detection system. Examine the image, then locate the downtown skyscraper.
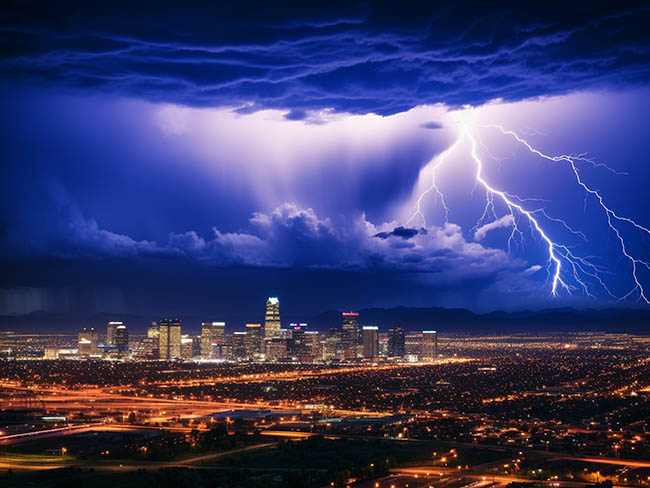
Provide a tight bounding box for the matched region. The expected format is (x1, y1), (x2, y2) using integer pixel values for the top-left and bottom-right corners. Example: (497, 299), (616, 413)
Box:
(78, 328), (99, 356)
(387, 327), (405, 358)
(114, 323), (129, 359)
(159, 319), (182, 360)
(200, 321), (225, 358)
(422, 330), (438, 360)
(264, 297), (281, 338)
(106, 321), (122, 346)
(341, 312), (359, 359)
(362, 326), (379, 358)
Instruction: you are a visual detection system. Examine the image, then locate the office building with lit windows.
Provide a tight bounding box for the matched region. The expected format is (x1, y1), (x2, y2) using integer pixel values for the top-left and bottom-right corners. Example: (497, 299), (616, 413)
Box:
(245, 323), (262, 358)
(78, 328), (99, 356)
(362, 326), (379, 358)
(159, 318), (182, 360)
(106, 321), (122, 345)
(422, 330), (438, 360)
(264, 297), (281, 338)
(387, 327), (405, 357)
(341, 312), (360, 359)
(114, 324), (129, 358)
(201, 321), (225, 358)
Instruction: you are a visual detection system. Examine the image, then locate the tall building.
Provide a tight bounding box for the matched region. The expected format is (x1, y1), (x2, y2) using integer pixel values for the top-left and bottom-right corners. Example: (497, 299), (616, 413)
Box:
(148, 321), (160, 339)
(106, 321), (122, 345)
(78, 328), (99, 356)
(134, 322), (159, 360)
(192, 336), (202, 358)
(264, 297), (281, 338)
(378, 332), (388, 357)
(133, 337), (158, 360)
(215, 342), (233, 361)
(159, 319), (182, 360)
(405, 332), (422, 357)
(304, 331), (322, 360)
(289, 323), (308, 357)
(265, 337), (289, 362)
(245, 323), (262, 358)
(201, 321), (225, 358)
(181, 334), (194, 359)
(231, 331), (247, 360)
(362, 326), (379, 358)
(341, 312), (359, 359)
(114, 324), (129, 358)
(323, 329), (342, 362)
(387, 328), (405, 357)
(422, 330), (438, 360)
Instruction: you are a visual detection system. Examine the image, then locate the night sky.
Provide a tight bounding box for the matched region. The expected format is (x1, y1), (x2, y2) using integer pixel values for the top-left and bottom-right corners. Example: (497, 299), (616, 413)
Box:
(1, 2), (650, 319)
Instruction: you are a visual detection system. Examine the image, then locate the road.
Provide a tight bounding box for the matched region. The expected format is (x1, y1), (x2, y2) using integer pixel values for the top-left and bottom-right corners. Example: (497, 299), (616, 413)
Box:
(0, 423), (204, 446)
(393, 468), (626, 488)
(0, 424), (92, 445)
(551, 455), (650, 469)
(177, 441), (276, 464)
(0, 441), (277, 472)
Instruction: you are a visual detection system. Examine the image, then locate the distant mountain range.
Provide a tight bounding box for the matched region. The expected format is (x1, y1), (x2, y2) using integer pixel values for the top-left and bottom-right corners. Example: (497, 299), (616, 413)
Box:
(1, 306), (649, 335)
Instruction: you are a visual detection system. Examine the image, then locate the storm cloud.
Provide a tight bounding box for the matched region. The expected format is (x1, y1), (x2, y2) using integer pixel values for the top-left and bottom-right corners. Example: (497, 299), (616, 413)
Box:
(1, 3), (649, 316)
(4, 188), (521, 283)
(2, 2), (649, 114)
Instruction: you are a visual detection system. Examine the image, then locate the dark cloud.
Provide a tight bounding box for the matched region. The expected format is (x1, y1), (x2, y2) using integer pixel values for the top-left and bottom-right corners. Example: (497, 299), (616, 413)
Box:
(1, 2), (649, 114)
(420, 121), (444, 130)
(374, 226), (420, 240)
(284, 108), (308, 121)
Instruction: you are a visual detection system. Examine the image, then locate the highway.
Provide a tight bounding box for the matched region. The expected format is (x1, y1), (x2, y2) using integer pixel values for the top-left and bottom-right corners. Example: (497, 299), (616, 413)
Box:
(0, 441), (278, 472)
(393, 468), (625, 488)
(177, 442), (277, 464)
(550, 456), (650, 469)
(0, 424), (93, 445)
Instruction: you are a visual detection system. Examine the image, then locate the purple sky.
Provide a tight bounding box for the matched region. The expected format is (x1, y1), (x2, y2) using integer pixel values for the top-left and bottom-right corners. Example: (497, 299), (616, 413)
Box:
(1, 3), (649, 319)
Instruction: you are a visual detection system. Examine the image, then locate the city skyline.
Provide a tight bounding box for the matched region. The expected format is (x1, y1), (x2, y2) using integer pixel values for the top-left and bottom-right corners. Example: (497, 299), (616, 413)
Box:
(54, 296), (430, 363)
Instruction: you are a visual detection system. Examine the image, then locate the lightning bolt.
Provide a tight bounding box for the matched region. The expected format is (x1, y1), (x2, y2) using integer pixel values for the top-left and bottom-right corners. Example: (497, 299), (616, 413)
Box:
(407, 120), (649, 304)
(484, 124), (649, 304)
(406, 138), (460, 227)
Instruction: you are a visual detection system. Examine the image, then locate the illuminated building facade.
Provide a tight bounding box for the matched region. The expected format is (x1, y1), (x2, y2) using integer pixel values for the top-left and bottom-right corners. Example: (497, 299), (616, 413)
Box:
(289, 323), (307, 357)
(201, 321), (225, 358)
(232, 331), (247, 359)
(147, 321), (159, 339)
(422, 330), (438, 360)
(106, 321), (122, 345)
(405, 332), (422, 357)
(133, 337), (158, 360)
(304, 330), (321, 360)
(245, 323), (262, 358)
(114, 324), (129, 358)
(362, 326), (379, 358)
(181, 334), (194, 359)
(387, 327), (405, 357)
(341, 312), (360, 359)
(159, 318), (182, 360)
(78, 328), (99, 356)
(323, 329), (342, 361)
(265, 337), (289, 361)
(264, 297), (281, 338)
